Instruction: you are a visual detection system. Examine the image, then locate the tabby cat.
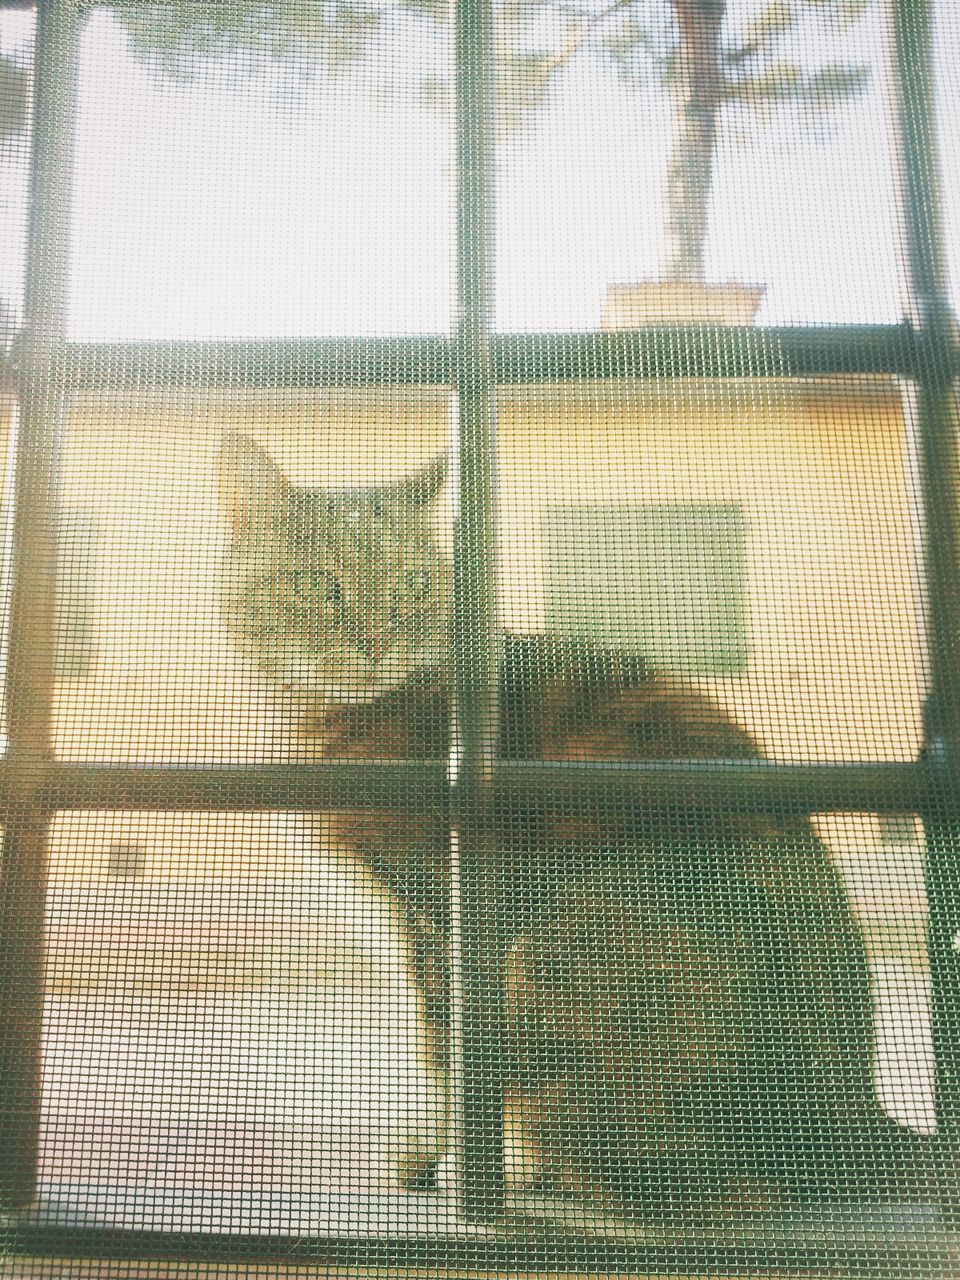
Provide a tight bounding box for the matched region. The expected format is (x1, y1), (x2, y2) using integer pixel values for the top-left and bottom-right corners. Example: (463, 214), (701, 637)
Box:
(217, 431), (931, 1214)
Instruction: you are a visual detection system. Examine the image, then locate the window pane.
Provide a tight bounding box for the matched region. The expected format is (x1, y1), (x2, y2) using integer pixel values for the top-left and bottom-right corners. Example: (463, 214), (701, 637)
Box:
(36, 804), (936, 1225)
(43, 810), (448, 1214)
(68, 5), (453, 340)
(9, 367), (934, 1229)
(496, 376), (923, 763)
(0, 7), (31, 333)
(494, 0), (905, 330)
(52, 378), (923, 766)
(0, 11), (32, 751)
(52, 391), (451, 764)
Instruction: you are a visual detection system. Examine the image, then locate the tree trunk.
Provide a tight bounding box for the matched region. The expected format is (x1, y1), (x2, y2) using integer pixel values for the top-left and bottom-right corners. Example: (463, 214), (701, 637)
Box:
(663, 0), (724, 283)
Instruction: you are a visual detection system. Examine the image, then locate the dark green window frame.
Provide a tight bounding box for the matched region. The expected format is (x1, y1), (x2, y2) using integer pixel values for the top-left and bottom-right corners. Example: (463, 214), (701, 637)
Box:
(0, 0), (959, 1272)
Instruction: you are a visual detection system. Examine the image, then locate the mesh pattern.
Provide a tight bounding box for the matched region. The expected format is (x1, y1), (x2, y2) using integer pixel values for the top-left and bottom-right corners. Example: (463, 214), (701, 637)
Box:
(0, 0), (958, 1275)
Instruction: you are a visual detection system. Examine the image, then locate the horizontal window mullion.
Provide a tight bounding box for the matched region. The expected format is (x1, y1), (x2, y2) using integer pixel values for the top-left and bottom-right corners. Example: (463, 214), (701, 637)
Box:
(0, 756), (930, 816)
(44, 336), (454, 390)
(493, 324), (932, 383)
(0, 758), (449, 813)
(4, 1206), (955, 1274)
(18, 325), (947, 392)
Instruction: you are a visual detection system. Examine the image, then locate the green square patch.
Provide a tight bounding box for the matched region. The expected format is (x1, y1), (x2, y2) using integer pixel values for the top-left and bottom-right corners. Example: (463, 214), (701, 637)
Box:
(542, 503), (747, 676)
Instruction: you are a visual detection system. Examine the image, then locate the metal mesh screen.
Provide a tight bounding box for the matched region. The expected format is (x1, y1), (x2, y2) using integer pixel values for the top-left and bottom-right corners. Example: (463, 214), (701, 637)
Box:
(1, 0), (959, 1275)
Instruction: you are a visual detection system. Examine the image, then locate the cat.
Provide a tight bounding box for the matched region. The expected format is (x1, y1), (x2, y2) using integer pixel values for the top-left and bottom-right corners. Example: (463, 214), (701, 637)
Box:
(217, 430), (933, 1215)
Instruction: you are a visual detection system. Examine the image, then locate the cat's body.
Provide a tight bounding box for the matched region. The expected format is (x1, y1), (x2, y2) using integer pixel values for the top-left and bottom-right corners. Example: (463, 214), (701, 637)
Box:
(217, 432), (931, 1214)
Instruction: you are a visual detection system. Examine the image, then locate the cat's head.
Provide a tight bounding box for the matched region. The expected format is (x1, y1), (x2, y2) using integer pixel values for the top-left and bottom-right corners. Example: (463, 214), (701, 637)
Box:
(217, 433), (449, 707)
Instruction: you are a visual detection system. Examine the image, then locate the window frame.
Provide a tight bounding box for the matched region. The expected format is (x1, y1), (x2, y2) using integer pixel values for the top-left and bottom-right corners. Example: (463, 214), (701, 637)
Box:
(1, 0), (959, 1269)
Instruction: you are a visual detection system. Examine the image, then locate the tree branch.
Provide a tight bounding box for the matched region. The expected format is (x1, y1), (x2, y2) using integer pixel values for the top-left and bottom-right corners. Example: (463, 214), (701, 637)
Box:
(515, 0), (638, 81)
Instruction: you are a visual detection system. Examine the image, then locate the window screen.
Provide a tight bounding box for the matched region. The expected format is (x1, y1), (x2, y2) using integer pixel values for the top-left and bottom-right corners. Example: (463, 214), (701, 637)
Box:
(0, 0), (959, 1277)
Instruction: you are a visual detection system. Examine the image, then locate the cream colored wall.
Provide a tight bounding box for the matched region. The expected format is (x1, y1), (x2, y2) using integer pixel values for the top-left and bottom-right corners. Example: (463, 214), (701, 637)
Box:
(18, 378), (923, 882)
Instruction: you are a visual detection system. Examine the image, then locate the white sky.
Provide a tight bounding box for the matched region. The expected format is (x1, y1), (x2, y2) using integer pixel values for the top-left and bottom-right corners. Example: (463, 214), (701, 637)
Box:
(0, 1), (957, 339)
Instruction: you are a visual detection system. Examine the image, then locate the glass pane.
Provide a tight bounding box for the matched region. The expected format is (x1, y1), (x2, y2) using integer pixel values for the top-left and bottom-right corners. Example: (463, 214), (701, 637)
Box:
(496, 376), (923, 763)
(19, 374), (931, 1234)
(0, 11), (31, 750)
(42, 811), (448, 1213)
(494, 0), (906, 330)
(0, 7), (31, 333)
(69, 5), (453, 339)
(52, 391), (451, 763)
(34, 801), (937, 1227)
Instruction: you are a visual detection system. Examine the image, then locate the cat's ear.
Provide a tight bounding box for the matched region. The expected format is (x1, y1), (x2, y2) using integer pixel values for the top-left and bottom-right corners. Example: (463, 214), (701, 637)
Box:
(217, 433), (292, 544)
(373, 454), (447, 512)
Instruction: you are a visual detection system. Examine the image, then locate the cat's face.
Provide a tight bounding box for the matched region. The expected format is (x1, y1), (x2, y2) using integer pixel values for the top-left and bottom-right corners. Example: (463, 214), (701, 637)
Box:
(217, 433), (449, 706)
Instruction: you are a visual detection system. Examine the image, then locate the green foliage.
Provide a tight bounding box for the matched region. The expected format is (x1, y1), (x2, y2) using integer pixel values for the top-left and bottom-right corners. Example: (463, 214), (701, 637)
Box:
(116, 0), (876, 123)
(113, 0), (877, 280)
(121, 0), (390, 81)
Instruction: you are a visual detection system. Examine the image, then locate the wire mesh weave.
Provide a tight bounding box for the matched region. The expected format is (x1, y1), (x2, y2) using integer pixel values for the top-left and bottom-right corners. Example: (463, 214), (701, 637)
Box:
(0, 0), (959, 1275)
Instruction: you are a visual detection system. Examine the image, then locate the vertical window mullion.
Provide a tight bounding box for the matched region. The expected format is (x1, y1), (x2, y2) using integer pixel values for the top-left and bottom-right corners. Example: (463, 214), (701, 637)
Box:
(451, 0), (503, 1225)
(893, 0), (960, 1205)
(0, 0), (79, 1208)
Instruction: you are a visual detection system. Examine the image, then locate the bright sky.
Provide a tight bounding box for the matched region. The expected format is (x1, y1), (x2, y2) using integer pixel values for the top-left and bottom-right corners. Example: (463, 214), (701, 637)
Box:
(0, 1), (957, 339)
